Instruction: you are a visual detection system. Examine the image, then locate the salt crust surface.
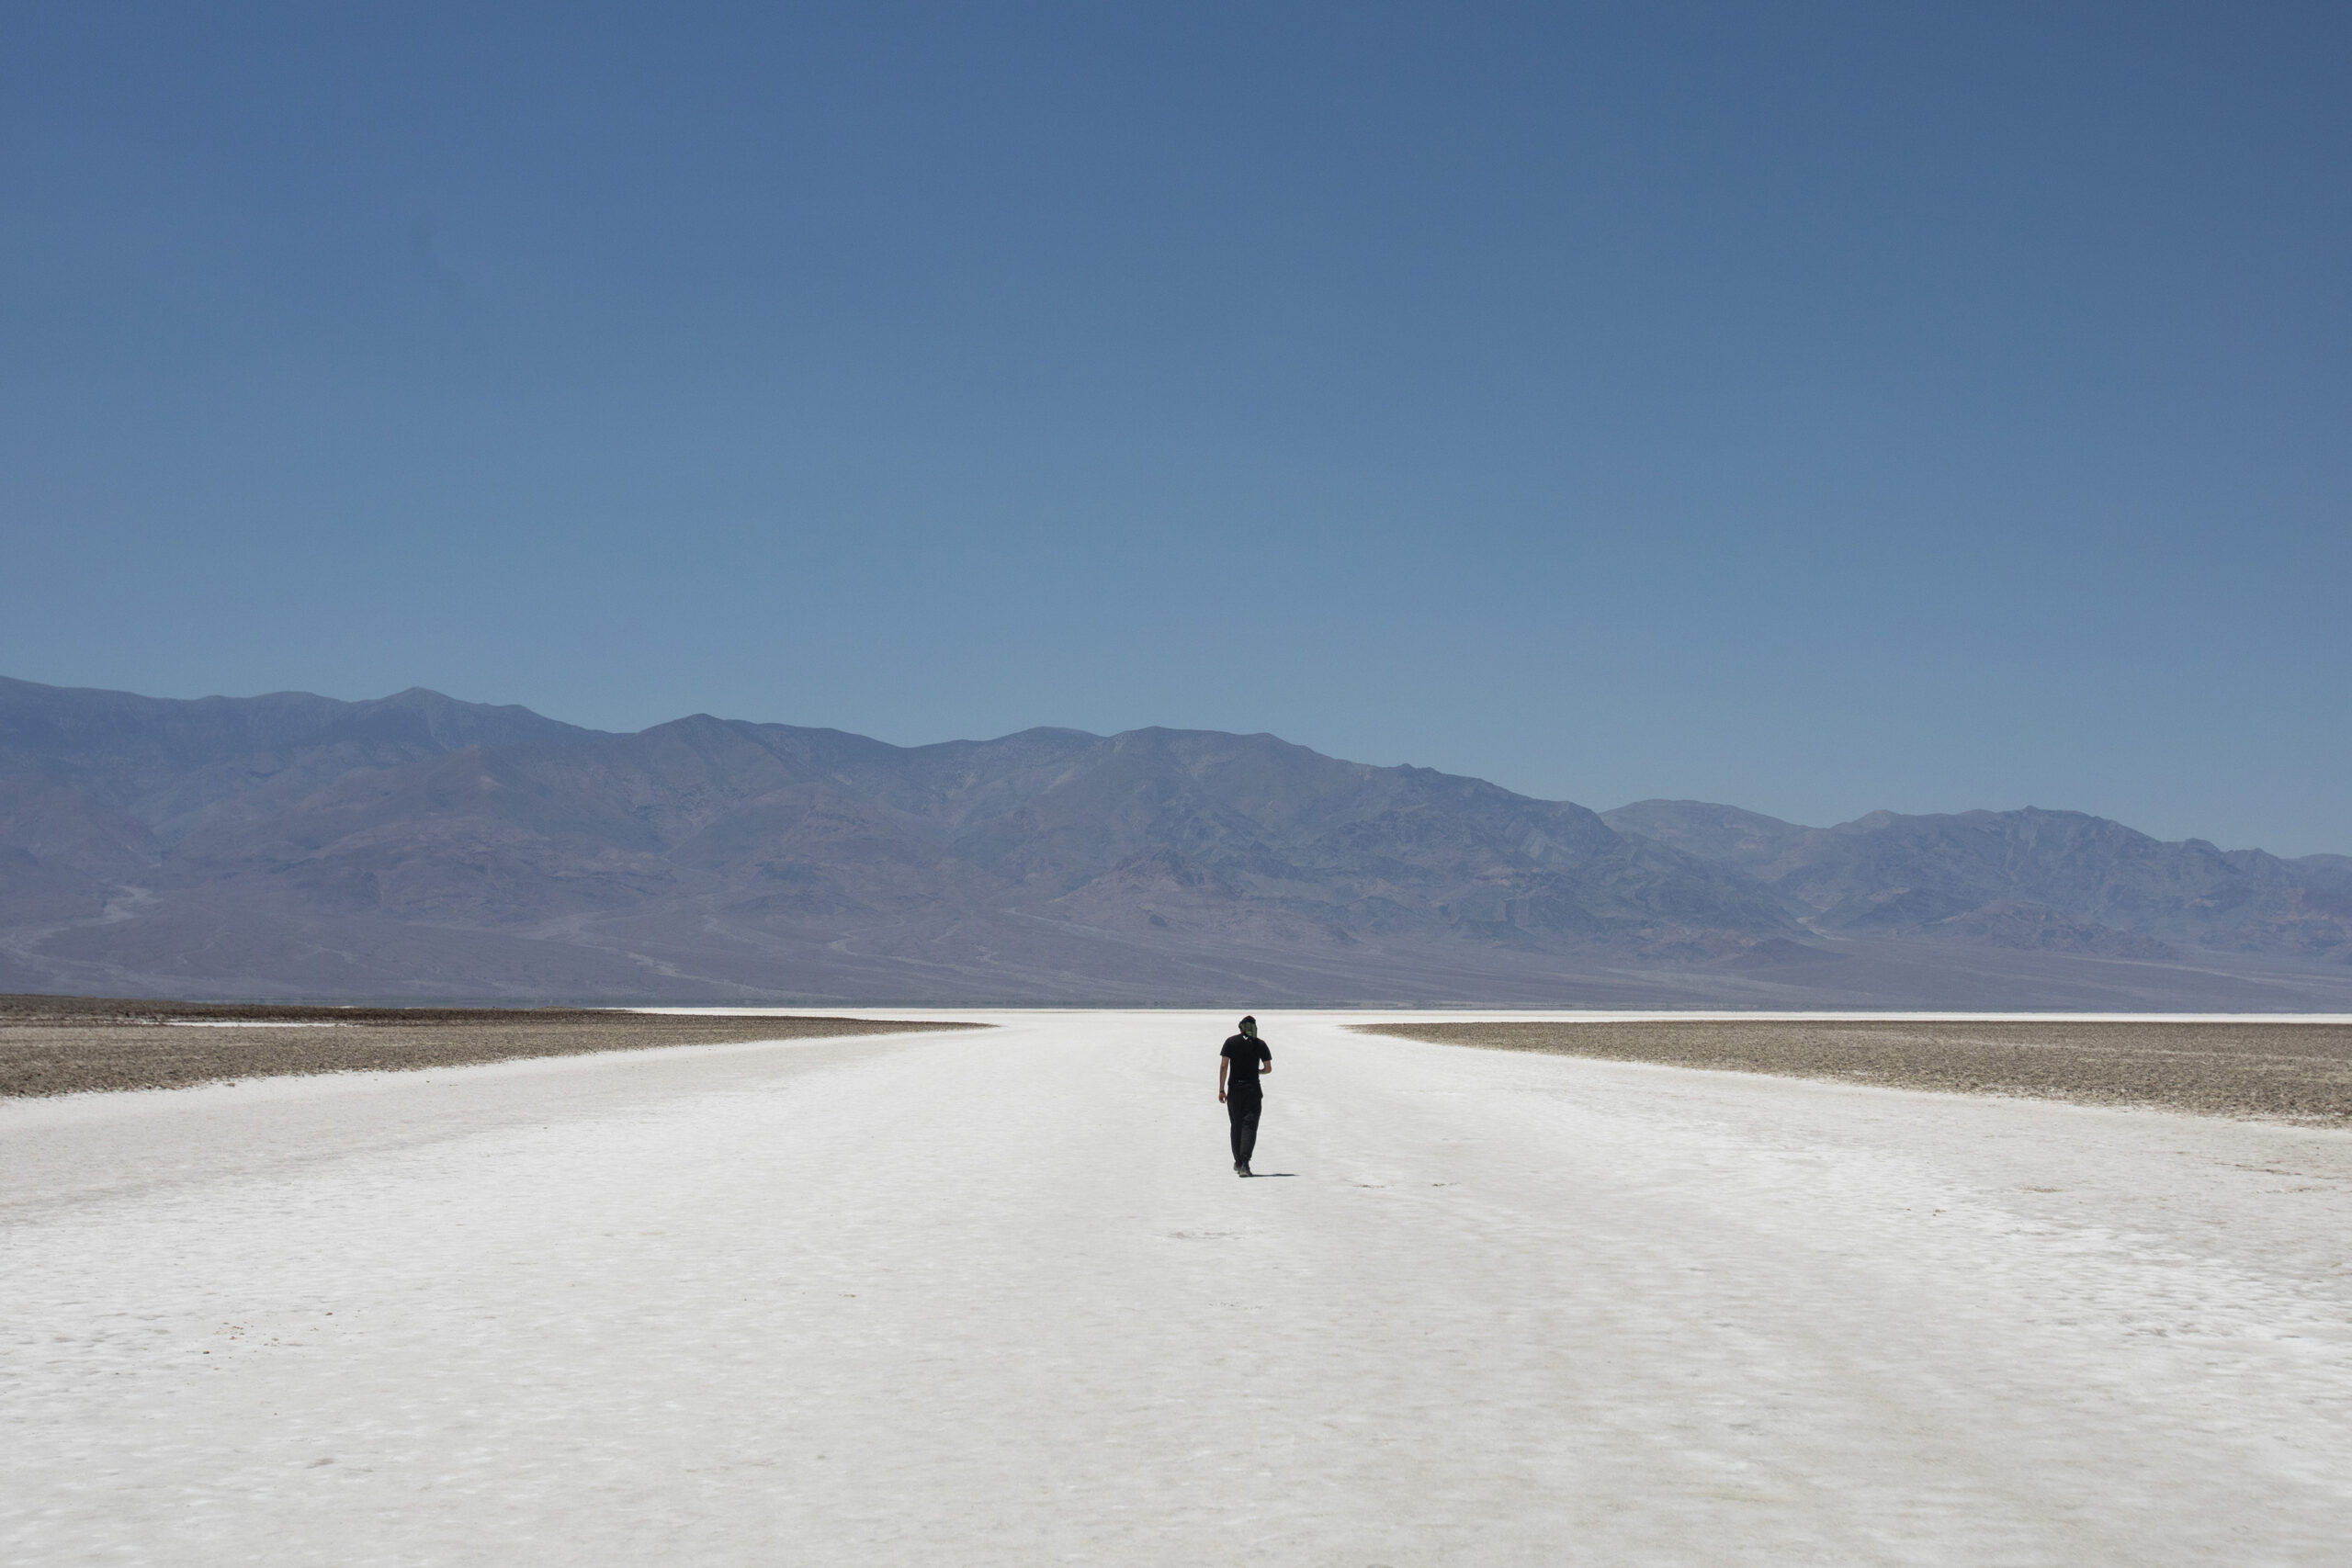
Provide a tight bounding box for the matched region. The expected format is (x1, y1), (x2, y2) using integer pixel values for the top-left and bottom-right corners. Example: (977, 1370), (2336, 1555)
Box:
(5, 1010), (2352, 1565)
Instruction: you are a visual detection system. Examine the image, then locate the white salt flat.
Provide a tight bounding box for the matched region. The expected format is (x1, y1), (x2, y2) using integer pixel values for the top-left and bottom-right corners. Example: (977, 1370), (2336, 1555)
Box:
(6, 1010), (2350, 1565)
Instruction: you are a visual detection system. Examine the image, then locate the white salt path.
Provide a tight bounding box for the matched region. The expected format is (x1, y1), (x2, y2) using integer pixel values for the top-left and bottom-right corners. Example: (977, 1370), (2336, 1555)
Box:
(6, 1010), (2352, 1566)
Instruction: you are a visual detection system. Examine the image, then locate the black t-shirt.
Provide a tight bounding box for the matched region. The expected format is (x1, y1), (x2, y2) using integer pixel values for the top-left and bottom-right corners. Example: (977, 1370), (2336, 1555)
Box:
(1221, 1033), (1272, 1099)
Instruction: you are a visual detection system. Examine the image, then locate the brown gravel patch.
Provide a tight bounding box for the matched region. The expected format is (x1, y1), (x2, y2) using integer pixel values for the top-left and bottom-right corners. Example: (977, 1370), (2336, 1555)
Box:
(0, 993), (984, 1097)
(1352, 1018), (2352, 1126)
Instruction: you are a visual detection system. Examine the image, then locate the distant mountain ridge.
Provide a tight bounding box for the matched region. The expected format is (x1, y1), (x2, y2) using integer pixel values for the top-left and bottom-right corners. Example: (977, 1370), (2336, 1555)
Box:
(1599, 800), (2352, 965)
(4, 675), (2349, 1010)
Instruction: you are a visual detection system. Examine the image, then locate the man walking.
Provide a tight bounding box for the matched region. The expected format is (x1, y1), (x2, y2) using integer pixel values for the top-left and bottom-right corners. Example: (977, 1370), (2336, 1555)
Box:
(1217, 1015), (1272, 1177)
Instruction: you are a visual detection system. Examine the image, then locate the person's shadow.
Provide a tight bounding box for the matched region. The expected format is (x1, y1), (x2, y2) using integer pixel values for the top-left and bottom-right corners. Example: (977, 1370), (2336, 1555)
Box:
(1245, 1172), (1298, 1179)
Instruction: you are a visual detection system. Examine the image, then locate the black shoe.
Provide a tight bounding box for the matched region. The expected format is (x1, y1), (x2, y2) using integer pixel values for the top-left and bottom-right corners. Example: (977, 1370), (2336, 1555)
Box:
(1238, 1163), (1253, 1178)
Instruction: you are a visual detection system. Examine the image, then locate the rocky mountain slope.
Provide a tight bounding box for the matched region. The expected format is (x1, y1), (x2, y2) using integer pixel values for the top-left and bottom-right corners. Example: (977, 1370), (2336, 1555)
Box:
(5, 676), (2349, 1009)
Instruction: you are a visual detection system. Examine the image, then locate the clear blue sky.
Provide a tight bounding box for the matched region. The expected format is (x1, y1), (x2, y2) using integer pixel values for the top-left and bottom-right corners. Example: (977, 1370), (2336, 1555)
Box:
(5, 4), (2347, 853)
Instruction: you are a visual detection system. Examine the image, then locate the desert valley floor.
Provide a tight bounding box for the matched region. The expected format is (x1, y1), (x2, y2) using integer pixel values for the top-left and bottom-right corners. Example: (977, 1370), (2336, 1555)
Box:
(6, 1010), (2352, 1565)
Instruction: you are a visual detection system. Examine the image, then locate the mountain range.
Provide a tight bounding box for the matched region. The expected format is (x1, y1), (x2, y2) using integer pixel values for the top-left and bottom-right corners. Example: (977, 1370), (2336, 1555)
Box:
(5, 674), (2349, 1010)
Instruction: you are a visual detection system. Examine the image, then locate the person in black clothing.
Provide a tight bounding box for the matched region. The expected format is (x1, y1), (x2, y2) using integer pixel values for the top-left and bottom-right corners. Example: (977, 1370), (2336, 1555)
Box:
(1218, 1015), (1272, 1176)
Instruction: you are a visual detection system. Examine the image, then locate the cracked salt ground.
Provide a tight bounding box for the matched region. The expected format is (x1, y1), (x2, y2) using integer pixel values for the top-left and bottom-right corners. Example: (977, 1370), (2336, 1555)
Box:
(5, 1010), (2352, 1565)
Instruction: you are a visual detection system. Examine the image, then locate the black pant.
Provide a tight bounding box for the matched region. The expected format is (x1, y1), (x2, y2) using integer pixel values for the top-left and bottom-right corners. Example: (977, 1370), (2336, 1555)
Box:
(1227, 1094), (1261, 1167)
